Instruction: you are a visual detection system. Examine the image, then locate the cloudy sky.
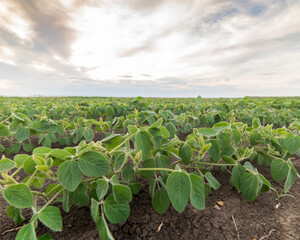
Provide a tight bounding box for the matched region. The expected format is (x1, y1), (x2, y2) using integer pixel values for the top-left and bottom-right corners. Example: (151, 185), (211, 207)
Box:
(0, 0), (299, 97)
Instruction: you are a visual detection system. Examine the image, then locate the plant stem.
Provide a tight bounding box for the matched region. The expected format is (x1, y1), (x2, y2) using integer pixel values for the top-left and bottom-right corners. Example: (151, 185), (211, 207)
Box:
(37, 189), (63, 214)
(109, 132), (137, 153)
(26, 169), (38, 187)
(197, 162), (236, 167)
(137, 168), (178, 172)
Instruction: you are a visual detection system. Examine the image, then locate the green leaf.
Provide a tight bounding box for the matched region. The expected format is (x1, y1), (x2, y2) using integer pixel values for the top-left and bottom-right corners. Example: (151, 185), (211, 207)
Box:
(32, 120), (51, 132)
(212, 121), (230, 132)
(159, 126), (170, 139)
(57, 161), (82, 191)
(14, 154), (29, 168)
(101, 134), (123, 150)
(179, 142), (192, 165)
(91, 198), (100, 223)
(70, 182), (89, 206)
(208, 140), (221, 161)
(122, 165), (135, 182)
(16, 128), (30, 142)
(83, 128), (94, 142)
(252, 118), (261, 128)
(284, 134), (300, 154)
(140, 158), (156, 178)
(62, 188), (70, 212)
(231, 129), (241, 145)
(231, 164), (246, 191)
(284, 167), (297, 193)
(104, 194), (130, 224)
(38, 233), (53, 240)
(240, 173), (259, 201)
(152, 188), (170, 214)
(189, 173), (205, 210)
(15, 223), (36, 240)
(78, 151), (110, 177)
(135, 131), (152, 161)
(271, 158), (289, 182)
(204, 172), (220, 190)
(7, 206), (25, 224)
(38, 206), (62, 232)
(258, 174), (271, 193)
(0, 158), (16, 172)
(127, 125), (138, 134)
(114, 153), (127, 172)
(112, 184), (132, 203)
(166, 172), (190, 213)
(0, 124), (9, 137)
(3, 184), (33, 208)
(96, 215), (114, 240)
(198, 128), (217, 137)
(24, 156), (36, 174)
(96, 179), (108, 201)
(50, 149), (73, 160)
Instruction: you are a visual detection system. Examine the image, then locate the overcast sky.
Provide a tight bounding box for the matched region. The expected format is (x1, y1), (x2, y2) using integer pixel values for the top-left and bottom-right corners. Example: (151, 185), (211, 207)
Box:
(0, 0), (299, 97)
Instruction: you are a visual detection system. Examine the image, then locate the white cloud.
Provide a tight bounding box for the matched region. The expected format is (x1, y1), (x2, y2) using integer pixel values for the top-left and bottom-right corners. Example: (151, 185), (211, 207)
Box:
(0, 0), (299, 97)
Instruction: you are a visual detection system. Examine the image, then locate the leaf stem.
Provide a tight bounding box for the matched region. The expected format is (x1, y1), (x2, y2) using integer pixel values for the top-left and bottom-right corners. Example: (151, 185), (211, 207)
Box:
(37, 189), (63, 214)
(109, 132), (137, 153)
(137, 168), (178, 172)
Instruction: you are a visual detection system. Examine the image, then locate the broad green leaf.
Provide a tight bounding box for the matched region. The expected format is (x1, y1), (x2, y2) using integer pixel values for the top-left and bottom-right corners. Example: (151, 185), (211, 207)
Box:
(16, 128), (30, 142)
(3, 184), (33, 208)
(127, 125), (138, 134)
(15, 223), (36, 240)
(104, 195), (130, 224)
(129, 182), (142, 195)
(114, 153), (127, 172)
(240, 173), (259, 201)
(258, 174), (271, 193)
(135, 131), (152, 161)
(166, 172), (190, 213)
(78, 151), (110, 177)
(32, 120), (51, 132)
(140, 158), (156, 178)
(96, 179), (108, 201)
(112, 184), (132, 203)
(83, 128), (94, 142)
(217, 133), (231, 149)
(57, 161), (82, 191)
(122, 165), (135, 182)
(7, 206), (24, 224)
(159, 126), (170, 139)
(284, 167), (297, 193)
(204, 172), (220, 190)
(284, 134), (300, 154)
(212, 121), (230, 132)
(208, 140), (221, 161)
(96, 215), (114, 240)
(232, 129), (241, 145)
(198, 128), (217, 137)
(231, 164), (246, 191)
(70, 182), (89, 206)
(101, 134), (123, 149)
(0, 158), (16, 172)
(14, 154), (28, 168)
(179, 142), (192, 165)
(38, 206), (62, 232)
(62, 188), (70, 212)
(37, 233), (53, 240)
(50, 149), (73, 160)
(271, 158), (289, 182)
(152, 188), (170, 214)
(0, 124), (9, 137)
(91, 198), (99, 223)
(189, 173), (205, 210)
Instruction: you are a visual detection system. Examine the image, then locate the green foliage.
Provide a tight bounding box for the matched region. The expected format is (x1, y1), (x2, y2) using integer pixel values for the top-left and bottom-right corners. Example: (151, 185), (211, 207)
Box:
(0, 96), (299, 239)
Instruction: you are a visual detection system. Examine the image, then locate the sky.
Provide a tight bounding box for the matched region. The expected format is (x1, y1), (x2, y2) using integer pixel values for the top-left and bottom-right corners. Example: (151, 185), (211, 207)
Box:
(0, 0), (299, 98)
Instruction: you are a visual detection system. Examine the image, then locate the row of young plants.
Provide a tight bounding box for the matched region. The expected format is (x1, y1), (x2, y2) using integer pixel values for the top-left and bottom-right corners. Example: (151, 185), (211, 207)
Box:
(1, 97), (299, 155)
(1, 117), (299, 239)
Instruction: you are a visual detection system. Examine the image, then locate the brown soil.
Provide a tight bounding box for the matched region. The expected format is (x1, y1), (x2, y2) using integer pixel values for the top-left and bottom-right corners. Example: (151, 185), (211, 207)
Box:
(1, 155), (299, 240)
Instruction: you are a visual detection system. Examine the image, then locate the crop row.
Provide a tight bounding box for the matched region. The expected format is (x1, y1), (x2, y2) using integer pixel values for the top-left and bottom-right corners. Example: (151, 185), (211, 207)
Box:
(1, 116), (299, 239)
